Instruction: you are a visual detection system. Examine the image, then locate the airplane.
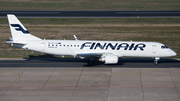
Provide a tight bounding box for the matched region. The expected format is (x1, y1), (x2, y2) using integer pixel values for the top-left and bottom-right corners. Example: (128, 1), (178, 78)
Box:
(4, 14), (177, 65)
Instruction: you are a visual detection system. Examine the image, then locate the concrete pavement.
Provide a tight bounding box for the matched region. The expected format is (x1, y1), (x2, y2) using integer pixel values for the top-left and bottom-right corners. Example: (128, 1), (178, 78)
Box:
(0, 67), (180, 101)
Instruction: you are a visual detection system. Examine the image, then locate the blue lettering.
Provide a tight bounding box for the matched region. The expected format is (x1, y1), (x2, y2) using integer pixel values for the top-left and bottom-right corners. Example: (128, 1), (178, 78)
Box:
(80, 42), (146, 51)
(94, 43), (106, 49)
(129, 43), (135, 50)
(90, 43), (96, 49)
(105, 43), (118, 50)
(134, 44), (146, 51)
(117, 43), (129, 50)
(80, 42), (92, 49)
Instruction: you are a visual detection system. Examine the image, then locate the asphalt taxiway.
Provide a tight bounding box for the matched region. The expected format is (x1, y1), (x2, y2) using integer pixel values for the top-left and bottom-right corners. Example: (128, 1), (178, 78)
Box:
(0, 58), (179, 68)
(1, 10), (180, 18)
(0, 58), (180, 101)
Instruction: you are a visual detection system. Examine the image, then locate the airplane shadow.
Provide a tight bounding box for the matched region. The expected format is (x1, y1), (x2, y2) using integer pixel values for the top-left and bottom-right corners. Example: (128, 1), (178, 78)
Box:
(21, 54), (180, 68)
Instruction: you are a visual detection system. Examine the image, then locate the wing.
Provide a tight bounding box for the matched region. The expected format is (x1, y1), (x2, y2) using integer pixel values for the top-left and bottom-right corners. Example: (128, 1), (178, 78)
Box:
(76, 52), (122, 64)
(76, 52), (122, 58)
(76, 53), (103, 58)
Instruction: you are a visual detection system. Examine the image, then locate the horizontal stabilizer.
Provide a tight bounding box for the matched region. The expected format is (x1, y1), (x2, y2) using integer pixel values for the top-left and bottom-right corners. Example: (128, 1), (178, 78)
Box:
(4, 41), (27, 45)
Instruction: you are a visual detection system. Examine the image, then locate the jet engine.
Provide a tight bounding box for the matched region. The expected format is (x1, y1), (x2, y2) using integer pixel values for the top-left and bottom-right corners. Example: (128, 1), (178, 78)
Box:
(99, 54), (119, 64)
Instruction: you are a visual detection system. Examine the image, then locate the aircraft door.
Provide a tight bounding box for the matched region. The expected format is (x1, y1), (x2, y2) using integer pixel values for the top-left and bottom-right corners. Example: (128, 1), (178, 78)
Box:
(41, 42), (45, 51)
(152, 45), (157, 53)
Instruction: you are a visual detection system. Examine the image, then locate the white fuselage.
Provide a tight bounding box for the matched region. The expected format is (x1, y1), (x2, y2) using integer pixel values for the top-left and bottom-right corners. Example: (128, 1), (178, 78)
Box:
(16, 40), (176, 58)
(6, 14), (177, 64)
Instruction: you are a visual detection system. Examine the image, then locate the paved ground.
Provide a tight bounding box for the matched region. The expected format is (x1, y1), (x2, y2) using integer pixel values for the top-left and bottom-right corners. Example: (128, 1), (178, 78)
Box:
(1, 11), (180, 18)
(0, 58), (180, 101)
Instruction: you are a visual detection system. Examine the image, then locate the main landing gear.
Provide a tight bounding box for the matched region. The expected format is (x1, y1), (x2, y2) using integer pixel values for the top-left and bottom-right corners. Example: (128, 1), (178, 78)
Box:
(154, 57), (160, 65)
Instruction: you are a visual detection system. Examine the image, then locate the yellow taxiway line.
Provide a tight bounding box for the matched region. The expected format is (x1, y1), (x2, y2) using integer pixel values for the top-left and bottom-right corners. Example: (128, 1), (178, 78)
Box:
(0, 70), (19, 88)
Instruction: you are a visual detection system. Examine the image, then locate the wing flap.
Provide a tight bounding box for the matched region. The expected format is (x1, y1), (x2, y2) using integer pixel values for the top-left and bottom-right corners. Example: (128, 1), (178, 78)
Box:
(76, 52), (123, 59)
(77, 53), (102, 58)
(78, 53), (102, 56)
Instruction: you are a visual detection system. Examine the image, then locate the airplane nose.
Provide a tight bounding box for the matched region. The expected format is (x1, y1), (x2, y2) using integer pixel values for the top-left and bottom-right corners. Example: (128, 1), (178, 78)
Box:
(170, 50), (177, 56)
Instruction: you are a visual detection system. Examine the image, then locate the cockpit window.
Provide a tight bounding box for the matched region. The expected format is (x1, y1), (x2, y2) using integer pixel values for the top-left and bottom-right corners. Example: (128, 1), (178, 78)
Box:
(161, 45), (168, 49)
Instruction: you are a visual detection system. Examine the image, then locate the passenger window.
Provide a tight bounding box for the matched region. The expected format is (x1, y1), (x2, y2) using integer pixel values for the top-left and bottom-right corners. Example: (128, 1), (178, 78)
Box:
(74, 45), (76, 47)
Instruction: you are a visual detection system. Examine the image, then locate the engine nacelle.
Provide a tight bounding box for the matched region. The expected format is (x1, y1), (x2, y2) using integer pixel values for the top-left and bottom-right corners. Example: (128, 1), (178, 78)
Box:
(99, 54), (119, 64)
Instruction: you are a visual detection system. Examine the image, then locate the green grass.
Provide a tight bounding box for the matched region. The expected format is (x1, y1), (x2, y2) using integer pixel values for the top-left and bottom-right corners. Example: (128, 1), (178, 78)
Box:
(0, 0), (180, 10)
(0, 18), (180, 58)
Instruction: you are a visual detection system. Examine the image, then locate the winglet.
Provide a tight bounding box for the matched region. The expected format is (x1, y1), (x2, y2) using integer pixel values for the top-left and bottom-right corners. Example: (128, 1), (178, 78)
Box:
(73, 35), (79, 41)
(9, 37), (13, 41)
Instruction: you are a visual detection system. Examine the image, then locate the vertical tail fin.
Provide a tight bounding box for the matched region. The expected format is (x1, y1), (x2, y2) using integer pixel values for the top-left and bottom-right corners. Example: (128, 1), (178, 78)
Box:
(7, 14), (42, 41)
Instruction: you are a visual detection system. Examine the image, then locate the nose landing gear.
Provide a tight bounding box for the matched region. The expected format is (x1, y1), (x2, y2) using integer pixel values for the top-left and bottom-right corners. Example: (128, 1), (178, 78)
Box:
(154, 57), (160, 65)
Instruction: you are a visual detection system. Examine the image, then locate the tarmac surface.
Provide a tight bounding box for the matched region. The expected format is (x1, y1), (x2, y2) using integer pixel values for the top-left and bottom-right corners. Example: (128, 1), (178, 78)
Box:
(1, 10), (180, 18)
(0, 58), (180, 101)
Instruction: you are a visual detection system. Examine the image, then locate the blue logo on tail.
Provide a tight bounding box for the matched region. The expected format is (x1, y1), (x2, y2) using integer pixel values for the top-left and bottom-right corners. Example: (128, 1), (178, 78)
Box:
(11, 24), (29, 34)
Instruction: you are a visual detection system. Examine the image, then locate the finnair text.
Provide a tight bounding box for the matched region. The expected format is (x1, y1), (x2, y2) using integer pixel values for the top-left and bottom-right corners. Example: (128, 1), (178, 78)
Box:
(80, 42), (146, 51)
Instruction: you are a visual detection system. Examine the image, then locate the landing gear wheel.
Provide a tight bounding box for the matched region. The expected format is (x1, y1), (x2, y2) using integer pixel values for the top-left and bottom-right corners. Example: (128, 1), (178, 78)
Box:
(154, 57), (160, 65)
(154, 61), (159, 65)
